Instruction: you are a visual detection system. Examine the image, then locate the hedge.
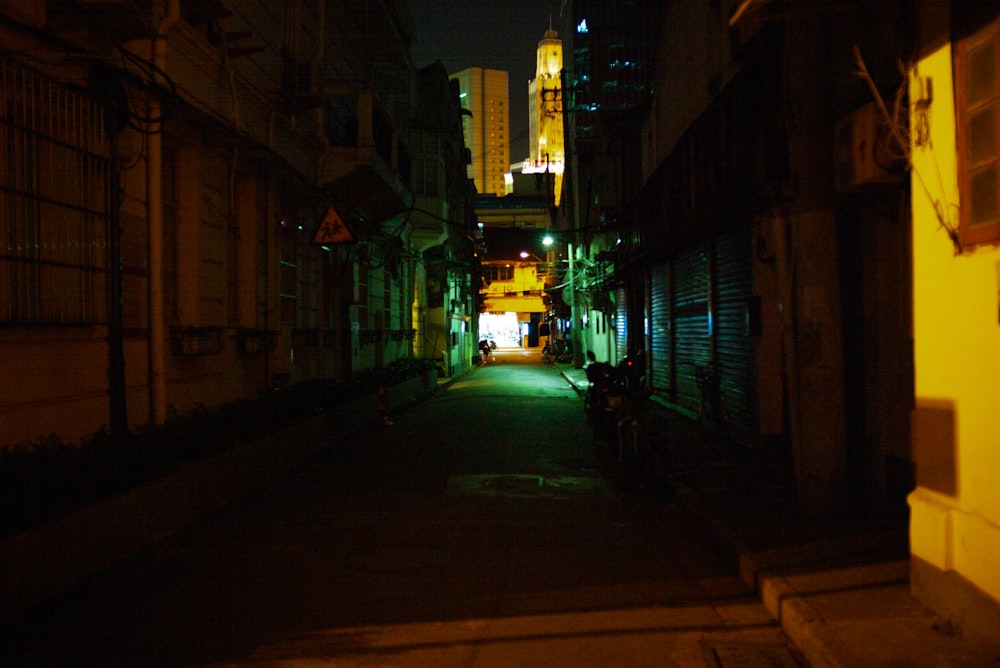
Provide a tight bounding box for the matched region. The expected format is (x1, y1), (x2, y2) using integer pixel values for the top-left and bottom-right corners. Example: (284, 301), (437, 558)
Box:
(0, 358), (439, 539)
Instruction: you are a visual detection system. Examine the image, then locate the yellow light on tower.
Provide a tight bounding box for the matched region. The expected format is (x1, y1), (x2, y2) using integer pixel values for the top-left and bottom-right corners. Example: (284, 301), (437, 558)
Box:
(527, 29), (565, 206)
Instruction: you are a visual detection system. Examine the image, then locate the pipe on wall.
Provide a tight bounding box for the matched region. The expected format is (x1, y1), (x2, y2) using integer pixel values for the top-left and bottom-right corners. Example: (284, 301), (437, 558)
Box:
(147, 0), (180, 424)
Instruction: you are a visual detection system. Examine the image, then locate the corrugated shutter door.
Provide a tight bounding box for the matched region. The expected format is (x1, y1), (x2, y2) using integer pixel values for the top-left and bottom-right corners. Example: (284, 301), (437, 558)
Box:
(715, 228), (756, 445)
(614, 285), (628, 364)
(649, 263), (671, 393)
(672, 245), (711, 413)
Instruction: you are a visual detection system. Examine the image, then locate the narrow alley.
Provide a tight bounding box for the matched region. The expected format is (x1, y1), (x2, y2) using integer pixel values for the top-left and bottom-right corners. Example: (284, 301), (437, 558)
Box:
(2, 350), (803, 667)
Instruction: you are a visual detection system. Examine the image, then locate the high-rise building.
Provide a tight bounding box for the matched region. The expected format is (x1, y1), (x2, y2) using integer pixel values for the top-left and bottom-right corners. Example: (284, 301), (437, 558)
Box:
(450, 67), (510, 197)
(563, 2), (656, 145)
(525, 29), (564, 206)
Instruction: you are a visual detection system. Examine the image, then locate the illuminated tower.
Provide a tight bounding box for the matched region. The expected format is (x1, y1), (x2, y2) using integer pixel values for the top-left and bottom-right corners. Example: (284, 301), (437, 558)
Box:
(450, 67), (510, 197)
(526, 29), (564, 205)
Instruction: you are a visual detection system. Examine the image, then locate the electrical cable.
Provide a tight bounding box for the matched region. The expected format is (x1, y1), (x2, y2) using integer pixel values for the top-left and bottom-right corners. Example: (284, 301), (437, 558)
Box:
(115, 46), (178, 133)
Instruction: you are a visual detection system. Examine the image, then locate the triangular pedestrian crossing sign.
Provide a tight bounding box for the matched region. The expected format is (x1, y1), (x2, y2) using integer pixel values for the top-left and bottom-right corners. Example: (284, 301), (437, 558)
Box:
(313, 207), (353, 244)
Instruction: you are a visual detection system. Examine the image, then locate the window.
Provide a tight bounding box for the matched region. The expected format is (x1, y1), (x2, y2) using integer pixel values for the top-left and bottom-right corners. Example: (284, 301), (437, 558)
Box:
(957, 17), (1000, 246)
(411, 157), (440, 197)
(487, 265), (514, 282)
(1, 58), (111, 324)
(325, 95), (359, 147)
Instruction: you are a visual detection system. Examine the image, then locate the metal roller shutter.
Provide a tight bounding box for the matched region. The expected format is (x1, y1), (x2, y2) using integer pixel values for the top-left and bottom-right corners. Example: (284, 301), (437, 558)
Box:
(714, 228), (756, 446)
(649, 263), (671, 393)
(672, 245), (711, 413)
(613, 285), (628, 364)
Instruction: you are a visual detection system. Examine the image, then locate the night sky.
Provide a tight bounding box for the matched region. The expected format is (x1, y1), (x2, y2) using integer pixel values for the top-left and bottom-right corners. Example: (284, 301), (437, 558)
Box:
(407, 0), (560, 162)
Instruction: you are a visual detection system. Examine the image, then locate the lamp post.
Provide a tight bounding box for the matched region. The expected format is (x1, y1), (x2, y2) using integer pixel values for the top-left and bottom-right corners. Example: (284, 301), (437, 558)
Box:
(567, 240), (584, 368)
(541, 233), (557, 353)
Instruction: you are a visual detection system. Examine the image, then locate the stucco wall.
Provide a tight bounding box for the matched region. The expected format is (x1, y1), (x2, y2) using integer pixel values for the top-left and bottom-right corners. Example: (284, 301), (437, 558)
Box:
(909, 44), (1000, 610)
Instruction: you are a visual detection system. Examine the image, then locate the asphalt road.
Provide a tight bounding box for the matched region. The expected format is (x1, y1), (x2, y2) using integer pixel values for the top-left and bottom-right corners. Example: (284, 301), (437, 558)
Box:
(3, 348), (805, 667)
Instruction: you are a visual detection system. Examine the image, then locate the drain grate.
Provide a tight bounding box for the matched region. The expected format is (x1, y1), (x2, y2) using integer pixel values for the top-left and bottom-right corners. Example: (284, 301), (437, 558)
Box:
(702, 640), (804, 668)
(446, 473), (607, 499)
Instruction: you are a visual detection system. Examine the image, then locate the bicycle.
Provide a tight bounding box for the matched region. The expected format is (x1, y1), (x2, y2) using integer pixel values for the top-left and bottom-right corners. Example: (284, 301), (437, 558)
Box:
(542, 339), (570, 364)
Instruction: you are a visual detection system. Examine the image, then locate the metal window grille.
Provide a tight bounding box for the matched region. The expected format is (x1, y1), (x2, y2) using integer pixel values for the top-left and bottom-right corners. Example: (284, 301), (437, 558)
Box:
(0, 57), (112, 324)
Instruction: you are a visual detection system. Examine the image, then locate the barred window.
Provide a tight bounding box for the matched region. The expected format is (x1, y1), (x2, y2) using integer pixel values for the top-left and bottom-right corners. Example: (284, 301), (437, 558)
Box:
(1, 58), (112, 324)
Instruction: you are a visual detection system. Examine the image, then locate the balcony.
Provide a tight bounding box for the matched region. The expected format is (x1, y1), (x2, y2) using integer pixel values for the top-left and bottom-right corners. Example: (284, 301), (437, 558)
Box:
(238, 329), (278, 355)
(410, 195), (449, 252)
(481, 290), (547, 314)
(171, 327), (224, 356)
(319, 88), (413, 230)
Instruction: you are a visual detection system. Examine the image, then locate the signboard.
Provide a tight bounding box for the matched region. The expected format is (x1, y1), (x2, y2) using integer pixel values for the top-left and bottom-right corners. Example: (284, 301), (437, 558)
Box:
(312, 207), (353, 244)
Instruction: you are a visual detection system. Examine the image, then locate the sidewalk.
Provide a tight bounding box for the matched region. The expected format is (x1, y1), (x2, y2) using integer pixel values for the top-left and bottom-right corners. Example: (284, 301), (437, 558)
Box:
(0, 373), (446, 627)
(558, 363), (1000, 667)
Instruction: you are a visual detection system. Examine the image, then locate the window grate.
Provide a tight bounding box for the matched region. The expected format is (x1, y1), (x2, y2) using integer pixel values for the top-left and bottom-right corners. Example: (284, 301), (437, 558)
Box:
(0, 57), (112, 325)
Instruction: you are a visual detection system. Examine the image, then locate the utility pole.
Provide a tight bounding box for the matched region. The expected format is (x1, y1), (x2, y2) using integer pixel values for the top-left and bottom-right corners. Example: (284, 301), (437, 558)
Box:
(107, 140), (127, 440)
(561, 63), (585, 369)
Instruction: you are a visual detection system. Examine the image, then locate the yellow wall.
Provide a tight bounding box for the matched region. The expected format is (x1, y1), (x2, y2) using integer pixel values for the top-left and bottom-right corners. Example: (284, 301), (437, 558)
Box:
(909, 45), (1000, 604)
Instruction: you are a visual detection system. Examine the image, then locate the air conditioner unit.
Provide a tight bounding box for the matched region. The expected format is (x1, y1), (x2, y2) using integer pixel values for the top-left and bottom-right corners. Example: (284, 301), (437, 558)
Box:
(834, 101), (906, 193)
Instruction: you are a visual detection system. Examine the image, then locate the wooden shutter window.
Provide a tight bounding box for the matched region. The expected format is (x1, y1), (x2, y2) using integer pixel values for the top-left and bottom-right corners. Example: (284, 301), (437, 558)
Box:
(958, 20), (1000, 247)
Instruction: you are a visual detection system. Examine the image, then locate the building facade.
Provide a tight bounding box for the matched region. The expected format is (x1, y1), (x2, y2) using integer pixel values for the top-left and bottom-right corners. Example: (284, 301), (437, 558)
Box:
(411, 64), (480, 377)
(450, 67), (510, 198)
(556, 1), (658, 368)
(555, 0), (999, 641)
(0, 0), (476, 447)
(475, 185), (554, 350)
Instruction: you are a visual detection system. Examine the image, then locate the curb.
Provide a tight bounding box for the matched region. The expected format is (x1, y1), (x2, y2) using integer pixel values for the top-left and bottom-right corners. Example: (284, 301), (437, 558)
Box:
(680, 488), (912, 668)
(756, 568), (865, 668)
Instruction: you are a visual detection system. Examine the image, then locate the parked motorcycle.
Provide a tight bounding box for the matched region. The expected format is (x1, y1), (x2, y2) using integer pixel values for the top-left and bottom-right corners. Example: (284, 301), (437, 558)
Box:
(584, 349), (650, 461)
